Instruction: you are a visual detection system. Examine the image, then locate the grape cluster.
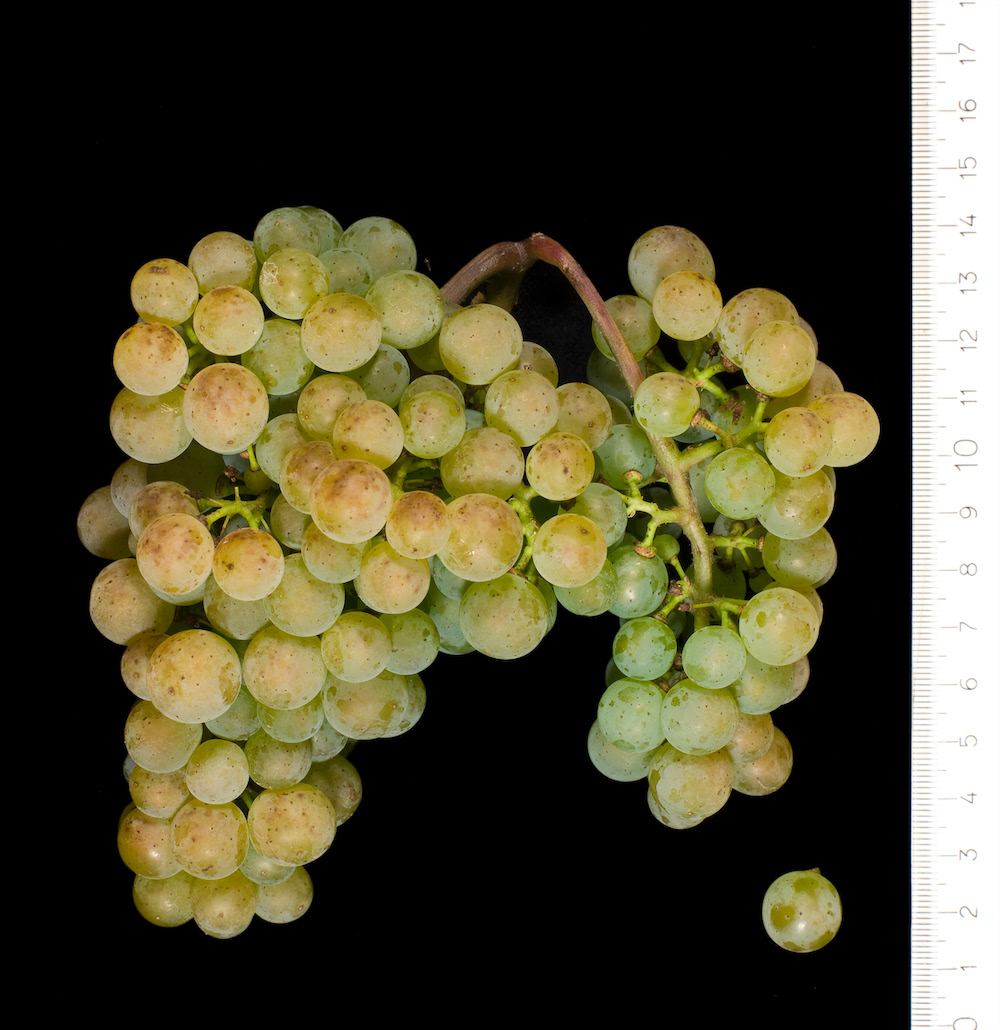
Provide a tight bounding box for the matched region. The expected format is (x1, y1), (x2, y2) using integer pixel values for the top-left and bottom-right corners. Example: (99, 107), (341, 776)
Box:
(79, 207), (877, 938)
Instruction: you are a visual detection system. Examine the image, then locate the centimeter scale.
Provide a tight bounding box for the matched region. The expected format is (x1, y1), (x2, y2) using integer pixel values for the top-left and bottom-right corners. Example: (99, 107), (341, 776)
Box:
(911, 1), (1000, 1028)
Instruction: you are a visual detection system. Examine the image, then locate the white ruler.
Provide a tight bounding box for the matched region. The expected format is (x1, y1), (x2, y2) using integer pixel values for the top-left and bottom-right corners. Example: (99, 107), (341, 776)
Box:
(912, 1), (1000, 1027)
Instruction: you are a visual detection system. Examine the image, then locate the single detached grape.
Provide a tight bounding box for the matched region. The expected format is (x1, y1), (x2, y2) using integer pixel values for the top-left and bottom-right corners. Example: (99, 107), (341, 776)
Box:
(762, 869), (842, 953)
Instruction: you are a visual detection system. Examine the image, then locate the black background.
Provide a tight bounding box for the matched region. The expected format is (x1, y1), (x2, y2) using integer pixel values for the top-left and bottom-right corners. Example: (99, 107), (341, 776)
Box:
(54, 18), (908, 1021)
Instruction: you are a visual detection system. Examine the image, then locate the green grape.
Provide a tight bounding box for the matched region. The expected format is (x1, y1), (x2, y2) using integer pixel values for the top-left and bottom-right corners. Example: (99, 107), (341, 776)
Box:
(732, 725), (793, 796)
(398, 388), (466, 458)
(264, 553), (346, 636)
(728, 652), (797, 714)
(188, 230), (258, 294)
(646, 741), (733, 825)
(258, 247), (330, 320)
(128, 764), (189, 820)
(438, 303), (522, 385)
(169, 799), (249, 880)
(484, 368), (559, 446)
(193, 285), (265, 356)
(331, 399), (404, 470)
(241, 318), (314, 397)
(257, 694), (326, 744)
(240, 840), (296, 886)
(612, 616), (677, 680)
(761, 528), (837, 590)
(205, 685), (261, 742)
(243, 624), (327, 709)
(586, 348), (632, 406)
(354, 540), (431, 615)
(132, 870), (195, 927)
(385, 491), (450, 560)
(244, 727), (313, 788)
(110, 385), (191, 464)
(532, 513), (607, 589)
(627, 226), (715, 303)
(525, 432), (594, 502)
(763, 406), (833, 477)
(322, 670), (414, 739)
(301, 522), (365, 583)
(758, 469), (835, 540)
(633, 372), (700, 437)
(597, 678), (666, 753)
(365, 270), (444, 350)
(147, 629), (242, 724)
(739, 587), (820, 666)
(724, 711), (775, 765)
(130, 257), (199, 326)
(458, 573), (550, 659)
(338, 216), (417, 280)
(280, 440), (336, 514)
(302, 755), (363, 826)
(742, 320), (816, 397)
(254, 206), (323, 260)
(113, 322), (189, 396)
(319, 247), (373, 296)
(296, 206), (342, 251)
(184, 740), (251, 805)
(111, 457), (149, 519)
(591, 294), (660, 360)
(716, 287), (798, 368)
(587, 720), (657, 782)
(438, 493), (523, 583)
(203, 573), (270, 641)
(517, 340), (560, 384)
(661, 679), (740, 755)
(212, 527), (285, 602)
(555, 382), (613, 450)
(652, 270), (723, 341)
(124, 699), (202, 773)
(345, 342), (411, 405)
(320, 610), (391, 683)
(681, 625), (747, 689)
(182, 363), (269, 455)
(309, 459), (394, 544)
(553, 558), (618, 616)
(380, 609), (440, 675)
(595, 424), (655, 490)
(762, 869), (842, 953)
(439, 427), (525, 499)
(77, 485), (131, 560)
(191, 871), (258, 939)
(561, 482), (628, 548)
(296, 374), (366, 440)
(808, 391), (880, 466)
(117, 807), (181, 879)
(256, 866), (313, 925)
(608, 545), (670, 619)
(300, 292), (382, 373)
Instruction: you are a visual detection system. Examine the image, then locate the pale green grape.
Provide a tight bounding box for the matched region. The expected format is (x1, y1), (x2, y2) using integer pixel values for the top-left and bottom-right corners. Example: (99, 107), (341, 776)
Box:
(244, 728), (313, 788)
(354, 540), (431, 615)
(365, 270), (444, 350)
(258, 247), (330, 320)
(525, 432), (594, 501)
(484, 368), (559, 446)
(587, 720), (657, 782)
(241, 318), (314, 396)
(120, 634), (166, 701)
(440, 427), (525, 499)
(808, 391), (880, 466)
(296, 374), (366, 440)
(758, 469), (835, 540)
(264, 553), (346, 636)
(385, 491), (450, 560)
(762, 869), (842, 953)
(553, 558), (618, 616)
(724, 711), (775, 765)
(716, 287), (798, 368)
(309, 458), (393, 544)
(661, 679), (739, 755)
(762, 529), (837, 590)
(458, 573), (549, 659)
(169, 799), (249, 880)
(320, 610), (391, 682)
(338, 216), (417, 280)
(182, 363), (269, 455)
(257, 694), (326, 744)
(728, 653), (798, 714)
(184, 739), (250, 805)
(438, 304), (522, 385)
(302, 755), (362, 825)
(652, 270), (723, 341)
(739, 587), (819, 666)
(517, 340), (560, 384)
(188, 230), (258, 294)
(344, 342), (411, 405)
(193, 285), (264, 356)
(253, 206), (323, 260)
(732, 726), (793, 796)
(242, 624), (327, 709)
(132, 870), (195, 927)
(330, 399), (404, 470)
(763, 406), (833, 477)
(532, 513), (607, 588)
(633, 372), (700, 437)
(280, 440), (336, 513)
(612, 616), (677, 680)
(256, 866), (313, 925)
(322, 670), (413, 739)
(191, 871), (258, 939)
(561, 482), (628, 548)
(594, 424), (655, 490)
(300, 292), (382, 373)
(646, 741), (733, 824)
(301, 522), (365, 583)
(398, 388), (466, 458)
(608, 546), (670, 619)
(110, 386), (192, 464)
(131, 258), (199, 326)
(438, 493), (523, 583)
(597, 678), (666, 753)
(205, 685), (261, 742)
(591, 294), (660, 360)
(681, 625), (747, 689)
(211, 527), (285, 602)
(117, 807), (180, 878)
(202, 572), (270, 641)
(742, 320), (816, 397)
(627, 226), (715, 303)
(380, 609), (440, 674)
(147, 629), (241, 723)
(248, 783), (338, 866)
(319, 247), (373, 296)
(113, 322), (189, 396)
(77, 485), (131, 559)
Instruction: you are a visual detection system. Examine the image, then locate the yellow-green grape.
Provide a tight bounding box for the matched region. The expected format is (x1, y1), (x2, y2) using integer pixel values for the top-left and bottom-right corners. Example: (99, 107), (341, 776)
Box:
(554, 382), (613, 450)
(130, 257), (199, 326)
(385, 491), (449, 560)
(330, 399), (404, 469)
(380, 610), (440, 675)
(264, 553), (346, 637)
(652, 270), (723, 341)
(338, 216), (416, 279)
(533, 513), (607, 589)
(319, 247), (373, 296)
(300, 292), (382, 373)
(484, 368), (559, 446)
(310, 717), (349, 763)
(458, 573), (550, 659)
(724, 711), (775, 765)
(758, 469), (835, 540)
(184, 739), (250, 805)
(170, 799), (249, 880)
(182, 363), (269, 455)
(553, 558), (618, 616)
(124, 699), (202, 773)
(113, 322), (189, 396)
(205, 685), (261, 742)
(212, 528), (285, 602)
(597, 678), (666, 753)
(591, 294), (661, 361)
(132, 870), (196, 927)
(396, 388), (464, 459)
(762, 869), (842, 953)
(320, 610), (392, 682)
(681, 625), (747, 689)
(90, 558), (175, 645)
(808, 392), (880, 466)
(762, 529), (837, 590)
(438, 493), (523, 582)
(438, 303), (523, 385)
(561, 483), (628, 548)
(147, 629), (242, 724)
(241, 318), (314, 397)
(192, 285), (264, 356)
(257, 694), (326, 744)
(257, 866), (314, 925)
(439, 427), (525, 499)
(765, 359), (844, 417)
(613, 616), (678, 680)
(243, 728), (313, 788)
(345, 342), (411, 406)
(202, 573), (270, 642)
(647, 742), (733, 826)
(188, 230), (258, 294)
(627, 226), (716, 304)
(247, 783), (338, 866)
(661, 679), (740, 755)
(111, 457), (149, 519)
(728, 653), (798, 715)
(732, 726), (793, 796)
(322, 669), (415, 739)
(110, 386), (192, 464)
(354, 540), (430, 615)
(280, 440), (336, 514)
(297, 374), (367, 441)
(764, 406), (833, 477)
(303, 755), (362, 825)
(301, 522), (365, 584)
(633, 372), (700, 438)
(258, 247), (330, 320)
(240, 840), (296, 886)
(191, 871), (258, 939)
(128, 765), (190, 819)
(117, 807), (181, 878)
(742, 320), (816, 397)
(716, 287), (799, 368)
(254, 206), (323, 260)
(525, 432), (594, 502)
(126, 480), (196, 539)
(739, 587), (820, 666)
(517, 340), (559, 384)
(309, 459), (393, 544)
(296, 206), (342, 251)
(77, 485), (131, 560)
(365, 270), (444, 350)
(243, 624), (327, 709)
(587, 720), (657, 782)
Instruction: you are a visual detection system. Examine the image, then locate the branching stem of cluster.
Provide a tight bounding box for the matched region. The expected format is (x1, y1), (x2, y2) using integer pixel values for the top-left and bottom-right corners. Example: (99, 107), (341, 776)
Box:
(200, 489), (269, 532)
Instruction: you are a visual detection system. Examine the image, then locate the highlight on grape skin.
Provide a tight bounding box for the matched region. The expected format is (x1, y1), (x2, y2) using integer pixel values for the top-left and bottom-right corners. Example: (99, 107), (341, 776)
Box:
(82, 206), (878, 937)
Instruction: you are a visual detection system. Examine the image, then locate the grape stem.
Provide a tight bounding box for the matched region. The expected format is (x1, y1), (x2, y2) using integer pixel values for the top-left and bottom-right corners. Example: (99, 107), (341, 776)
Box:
(442, 233), (716, 628)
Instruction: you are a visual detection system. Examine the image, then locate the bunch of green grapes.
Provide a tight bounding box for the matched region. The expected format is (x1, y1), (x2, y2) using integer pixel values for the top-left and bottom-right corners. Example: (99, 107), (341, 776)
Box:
(80, 208), (874, 941)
